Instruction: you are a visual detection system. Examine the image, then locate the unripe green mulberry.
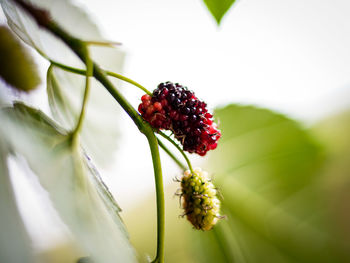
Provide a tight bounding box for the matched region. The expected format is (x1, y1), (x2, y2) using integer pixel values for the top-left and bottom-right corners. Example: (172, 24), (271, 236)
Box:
(180, 167), (222, 230)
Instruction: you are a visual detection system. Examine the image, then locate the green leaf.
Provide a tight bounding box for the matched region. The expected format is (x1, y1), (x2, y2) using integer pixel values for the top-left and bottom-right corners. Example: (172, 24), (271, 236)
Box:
(0, 26), (40, 91)
(209, 104), (322, 192)
(120, 105), (350, 262)
(0, 0), (106, 66)
(0, 103), (136, 263)
(0, 0), (125, 67)
(1, 0), (126, 167)
(0, 137), (35, 263)
(203, 0), (236, 25)
(191, 104), (347, 263)
(126, 104), (350, 262)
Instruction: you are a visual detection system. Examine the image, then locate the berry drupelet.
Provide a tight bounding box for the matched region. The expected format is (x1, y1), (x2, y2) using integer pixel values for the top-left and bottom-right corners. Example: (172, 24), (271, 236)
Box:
(138, 81), (221, 156)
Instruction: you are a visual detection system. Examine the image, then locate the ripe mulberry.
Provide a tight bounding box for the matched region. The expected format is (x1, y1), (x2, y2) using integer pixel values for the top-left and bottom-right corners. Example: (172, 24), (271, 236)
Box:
(138, 82), (221, 156)
(179, 168), (222, 230)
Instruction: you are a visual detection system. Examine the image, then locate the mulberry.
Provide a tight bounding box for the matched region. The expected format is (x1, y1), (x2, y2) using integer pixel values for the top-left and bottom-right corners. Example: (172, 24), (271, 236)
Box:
(138, 82), (221, 156)
(179, 168), (222, 230)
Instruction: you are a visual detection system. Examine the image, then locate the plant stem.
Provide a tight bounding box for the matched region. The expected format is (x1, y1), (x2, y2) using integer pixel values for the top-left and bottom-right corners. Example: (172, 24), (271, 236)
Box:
(48, 60), (151, 95)
(71, 47), (92, 143)
(106, 71), (151, 95)
(85, 40), (122, 47)
(157, 139), (186, 170)
(157, 131), (194, 174)
(146, 132), (165, 263)
(12, 1), (164, 261)
(49, 60), (85, 75)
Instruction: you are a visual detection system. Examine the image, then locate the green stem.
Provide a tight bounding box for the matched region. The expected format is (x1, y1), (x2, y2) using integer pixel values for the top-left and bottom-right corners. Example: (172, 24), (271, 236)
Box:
(146, 132), (165, 263)
(46, 63), (54, 91)
(94, 73), (164, 262)
(157, 131), (194, 173)
(71, 47), (92, 143)
(12, 1), (164, 261)
(157, 139), (186, 170)
(49, 60), (84, 75)
(106, 71), (151, 95)
(48, 60), (151, 95)
(85, 40), (121, 47)
(50, 25), (165, 263)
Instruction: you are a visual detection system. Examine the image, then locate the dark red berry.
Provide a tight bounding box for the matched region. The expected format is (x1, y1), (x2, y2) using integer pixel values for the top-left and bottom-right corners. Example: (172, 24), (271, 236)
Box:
(138, 81), (221, 155)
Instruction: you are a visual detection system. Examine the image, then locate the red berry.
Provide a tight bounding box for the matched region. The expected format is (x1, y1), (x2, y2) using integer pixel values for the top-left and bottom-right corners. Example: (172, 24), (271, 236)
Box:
(143, 100), (151, 108)
(141, 94), (151, 101)
(169, 110), (177, 119)
(154, 102), (162, 111)
(138, 104), (144, 113)
(146, 105), (154, 115)
(180, 115), (188, 121)
(138, 82), (221, 155)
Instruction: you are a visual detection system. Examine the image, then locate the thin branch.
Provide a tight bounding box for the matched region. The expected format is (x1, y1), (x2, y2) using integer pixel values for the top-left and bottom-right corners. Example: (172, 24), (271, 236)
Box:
(157, 139), (186, 170)
(71, 46), (92, 143)
(48, 60), (151, 95)
(85, 40), (122, 47)
(106, 71), (151, 95)
(157, 131), (194, 174)
(146, 133), (165, 263)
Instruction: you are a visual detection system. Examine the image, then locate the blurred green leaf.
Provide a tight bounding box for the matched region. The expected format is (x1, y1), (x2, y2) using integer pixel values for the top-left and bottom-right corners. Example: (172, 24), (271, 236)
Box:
(0, 103), (136, 263)
(0, 26), (40, 92)
(192, 104), (346, 263)
(312, 110), (350, 156)
(311, 110), (350, 257)
(209, 104), (322, 195)
(0, 137), (35, 263)
(1, 0), (126, 167)
(203, 0), (236, 25)
(125, 104), (349, 263)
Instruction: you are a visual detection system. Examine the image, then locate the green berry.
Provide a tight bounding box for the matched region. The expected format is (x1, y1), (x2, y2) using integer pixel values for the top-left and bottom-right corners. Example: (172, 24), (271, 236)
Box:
(180, 167), (223, 231)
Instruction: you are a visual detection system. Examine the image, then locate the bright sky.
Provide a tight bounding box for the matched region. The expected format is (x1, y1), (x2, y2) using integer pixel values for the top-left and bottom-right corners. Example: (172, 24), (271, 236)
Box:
(1, 0), (350, 253)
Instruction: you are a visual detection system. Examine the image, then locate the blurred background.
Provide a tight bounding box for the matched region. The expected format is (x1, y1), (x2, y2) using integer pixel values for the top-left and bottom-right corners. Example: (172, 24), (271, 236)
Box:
(1, 0), (350, 262)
